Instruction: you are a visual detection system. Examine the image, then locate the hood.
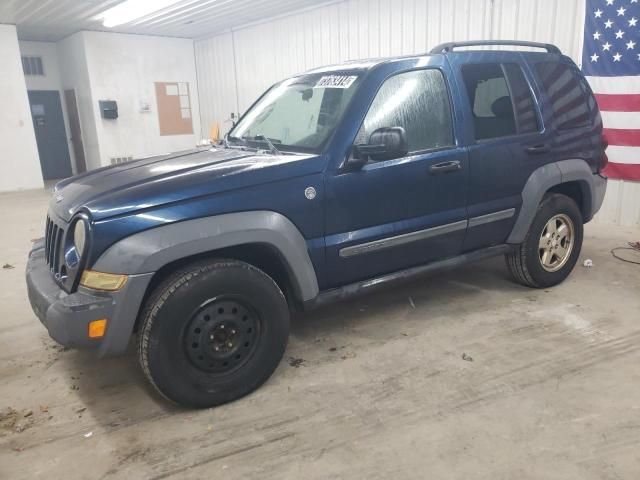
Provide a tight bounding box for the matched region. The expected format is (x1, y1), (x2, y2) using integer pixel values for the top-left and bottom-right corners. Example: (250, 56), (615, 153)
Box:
(50, 147), (326, 222)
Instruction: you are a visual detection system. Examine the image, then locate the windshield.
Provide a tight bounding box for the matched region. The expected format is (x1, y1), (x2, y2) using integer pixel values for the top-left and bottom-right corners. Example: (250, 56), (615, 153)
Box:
(229, 72), (362, 153)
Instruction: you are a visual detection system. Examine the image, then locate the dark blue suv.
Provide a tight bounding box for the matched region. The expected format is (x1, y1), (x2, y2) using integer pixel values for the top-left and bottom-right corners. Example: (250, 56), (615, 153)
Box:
(26, 41), (607, 407)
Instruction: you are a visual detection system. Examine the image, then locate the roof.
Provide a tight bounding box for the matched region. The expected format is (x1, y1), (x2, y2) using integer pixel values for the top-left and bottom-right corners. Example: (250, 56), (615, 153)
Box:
(430, 40), (561, 54)
(303, 58), (390, 74)
(302, 40), (563, 75)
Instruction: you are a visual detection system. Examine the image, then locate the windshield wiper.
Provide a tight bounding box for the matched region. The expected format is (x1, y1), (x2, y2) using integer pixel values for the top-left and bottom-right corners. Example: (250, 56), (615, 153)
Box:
(244, 135), (281, 156)
(226, 135), (248, 148)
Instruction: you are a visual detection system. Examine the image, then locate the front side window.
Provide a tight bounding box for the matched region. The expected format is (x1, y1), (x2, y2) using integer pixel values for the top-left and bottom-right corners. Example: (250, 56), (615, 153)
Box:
(230, 72), (361, 152)
(534, 62), (592, 130)
(357, 69), (454, 153)
(462, 63), (539, 140)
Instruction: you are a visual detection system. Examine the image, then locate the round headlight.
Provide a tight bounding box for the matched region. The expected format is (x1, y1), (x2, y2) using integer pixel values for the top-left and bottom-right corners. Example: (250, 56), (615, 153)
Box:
(73, 219), (87, 256)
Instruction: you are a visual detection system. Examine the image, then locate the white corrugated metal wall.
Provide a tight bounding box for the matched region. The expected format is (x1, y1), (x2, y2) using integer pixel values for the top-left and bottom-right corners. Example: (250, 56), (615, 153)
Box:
(194, 0), (640, 226)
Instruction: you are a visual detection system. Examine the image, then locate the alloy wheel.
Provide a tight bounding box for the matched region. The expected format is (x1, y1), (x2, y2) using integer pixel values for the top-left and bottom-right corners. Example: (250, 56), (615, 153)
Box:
(538, 213), (575, 272)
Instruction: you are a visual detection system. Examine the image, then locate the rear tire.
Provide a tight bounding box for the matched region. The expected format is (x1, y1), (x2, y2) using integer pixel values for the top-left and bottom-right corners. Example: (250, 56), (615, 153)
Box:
(138, 259), (290, 408)
(506, 193), (583, 288)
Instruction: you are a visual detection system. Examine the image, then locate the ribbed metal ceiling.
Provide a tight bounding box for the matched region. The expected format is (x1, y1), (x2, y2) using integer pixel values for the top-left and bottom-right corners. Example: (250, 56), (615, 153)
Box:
(0, 0), (329, 41)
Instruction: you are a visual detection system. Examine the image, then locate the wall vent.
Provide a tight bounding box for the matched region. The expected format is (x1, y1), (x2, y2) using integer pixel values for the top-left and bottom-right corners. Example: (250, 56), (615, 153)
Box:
(110, 156), (133, 165)
(22, 56), (44, 76)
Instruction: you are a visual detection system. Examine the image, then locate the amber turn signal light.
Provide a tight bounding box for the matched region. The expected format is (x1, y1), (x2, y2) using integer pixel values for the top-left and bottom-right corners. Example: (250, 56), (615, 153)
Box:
(88, 319), (108, 338)
(80, 270), (128, 291)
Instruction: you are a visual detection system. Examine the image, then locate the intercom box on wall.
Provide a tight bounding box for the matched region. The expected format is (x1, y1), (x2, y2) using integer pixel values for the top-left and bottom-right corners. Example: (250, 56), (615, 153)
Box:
(99, 100), (118, 119)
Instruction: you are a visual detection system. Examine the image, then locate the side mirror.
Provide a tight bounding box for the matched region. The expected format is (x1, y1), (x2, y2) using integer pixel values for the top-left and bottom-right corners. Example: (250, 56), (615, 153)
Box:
(349, 127), (408, 168)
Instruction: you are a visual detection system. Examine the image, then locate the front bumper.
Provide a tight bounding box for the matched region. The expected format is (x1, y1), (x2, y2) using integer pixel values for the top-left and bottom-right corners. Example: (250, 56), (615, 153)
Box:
(26, 241), (153, 356)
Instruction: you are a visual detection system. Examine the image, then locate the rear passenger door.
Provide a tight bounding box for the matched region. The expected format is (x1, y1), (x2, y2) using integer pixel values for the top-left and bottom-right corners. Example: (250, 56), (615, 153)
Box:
(455, 58), (548, 251)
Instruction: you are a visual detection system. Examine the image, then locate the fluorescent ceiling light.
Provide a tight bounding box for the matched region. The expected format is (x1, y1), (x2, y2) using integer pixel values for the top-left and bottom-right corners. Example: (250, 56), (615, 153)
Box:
(101, 0), (182, 28)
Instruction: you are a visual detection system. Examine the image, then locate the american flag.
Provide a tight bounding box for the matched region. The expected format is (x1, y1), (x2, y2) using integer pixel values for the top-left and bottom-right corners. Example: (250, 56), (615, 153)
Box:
(582, 0), (640, 181)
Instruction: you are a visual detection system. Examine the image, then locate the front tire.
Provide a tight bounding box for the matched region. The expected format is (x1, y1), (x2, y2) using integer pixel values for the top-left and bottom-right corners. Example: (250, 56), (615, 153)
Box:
(506, 193), (583, 288)
(138, 259), (290, 408)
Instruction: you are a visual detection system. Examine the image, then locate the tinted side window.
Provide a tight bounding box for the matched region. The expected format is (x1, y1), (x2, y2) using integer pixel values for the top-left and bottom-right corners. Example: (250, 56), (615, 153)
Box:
(503, 64), (540, 134)
(535, 62), (591, 130)
(462, 64), (516, 140)
(357, 69), (453, 153)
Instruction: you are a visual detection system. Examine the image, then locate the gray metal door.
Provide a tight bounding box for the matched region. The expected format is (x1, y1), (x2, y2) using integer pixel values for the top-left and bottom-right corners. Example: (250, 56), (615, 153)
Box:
(28, 90), (73, 180)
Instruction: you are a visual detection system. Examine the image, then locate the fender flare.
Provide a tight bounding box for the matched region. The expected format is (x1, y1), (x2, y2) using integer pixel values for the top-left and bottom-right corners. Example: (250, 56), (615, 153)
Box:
(507, 159), (599, 244)
(93, 211), (320, 302)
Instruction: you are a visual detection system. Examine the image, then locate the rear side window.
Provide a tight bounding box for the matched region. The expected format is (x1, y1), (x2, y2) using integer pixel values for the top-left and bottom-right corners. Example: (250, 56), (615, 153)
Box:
(461, 63), (539, 140)
(357, 69), (453, 153)
(535, 62), (592, 130)
(503, 64), (539, 134)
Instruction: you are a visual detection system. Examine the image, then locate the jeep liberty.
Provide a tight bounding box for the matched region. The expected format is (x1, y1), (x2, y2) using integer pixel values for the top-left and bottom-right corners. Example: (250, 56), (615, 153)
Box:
(26, 41), (607, 407)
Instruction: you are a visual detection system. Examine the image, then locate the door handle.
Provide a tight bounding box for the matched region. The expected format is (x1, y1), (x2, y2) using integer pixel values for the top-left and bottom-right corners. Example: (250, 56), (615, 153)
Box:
(429, 160), (461, 174)
(525, 144), (550, 155)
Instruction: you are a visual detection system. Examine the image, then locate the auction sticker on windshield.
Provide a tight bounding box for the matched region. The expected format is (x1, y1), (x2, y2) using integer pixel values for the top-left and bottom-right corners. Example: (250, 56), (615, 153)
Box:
(314, 75), (358, 89)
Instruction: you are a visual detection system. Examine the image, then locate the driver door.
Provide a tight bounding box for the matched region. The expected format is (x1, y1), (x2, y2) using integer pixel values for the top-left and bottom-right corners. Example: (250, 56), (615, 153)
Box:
(323, 67), (469, 288)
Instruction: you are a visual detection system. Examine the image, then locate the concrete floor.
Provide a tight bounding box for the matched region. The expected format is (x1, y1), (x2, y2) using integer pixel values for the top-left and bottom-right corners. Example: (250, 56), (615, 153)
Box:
(1, 187), (639, 480)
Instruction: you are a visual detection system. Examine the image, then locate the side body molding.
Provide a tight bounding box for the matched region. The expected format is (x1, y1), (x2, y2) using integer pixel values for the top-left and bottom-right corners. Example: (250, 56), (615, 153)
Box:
(93, 211), (320, 301)
(507, 159), (602, 244)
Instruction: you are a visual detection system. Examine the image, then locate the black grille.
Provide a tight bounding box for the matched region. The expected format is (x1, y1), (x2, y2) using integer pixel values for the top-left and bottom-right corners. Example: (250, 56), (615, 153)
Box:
(44, 215), (66, 276)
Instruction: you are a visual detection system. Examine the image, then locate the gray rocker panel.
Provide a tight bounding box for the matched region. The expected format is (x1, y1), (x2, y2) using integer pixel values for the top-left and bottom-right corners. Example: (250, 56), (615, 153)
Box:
(93, 211), (320, 302)
(507, 159), (604, 244)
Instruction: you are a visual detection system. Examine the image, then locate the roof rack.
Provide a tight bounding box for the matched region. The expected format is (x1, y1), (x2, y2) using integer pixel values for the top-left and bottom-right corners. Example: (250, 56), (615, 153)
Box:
(429, 40), (561, 55)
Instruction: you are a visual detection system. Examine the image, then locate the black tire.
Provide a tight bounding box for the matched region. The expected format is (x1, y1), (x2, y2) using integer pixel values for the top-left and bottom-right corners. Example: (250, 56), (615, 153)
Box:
(138, 259), (290, 408)
(506, 193), (583, 288)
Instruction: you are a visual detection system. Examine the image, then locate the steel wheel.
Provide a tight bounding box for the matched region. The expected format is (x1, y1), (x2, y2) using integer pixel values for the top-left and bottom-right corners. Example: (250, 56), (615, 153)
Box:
(138, 259), (290, 408)
(184, 297), (261, 375)
(538, 213), (574, 272)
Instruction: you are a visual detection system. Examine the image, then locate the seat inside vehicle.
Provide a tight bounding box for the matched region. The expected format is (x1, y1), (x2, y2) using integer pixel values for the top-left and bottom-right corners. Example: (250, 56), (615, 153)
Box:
(462, 63), (518, 140)
(473, 96), (517, 139)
